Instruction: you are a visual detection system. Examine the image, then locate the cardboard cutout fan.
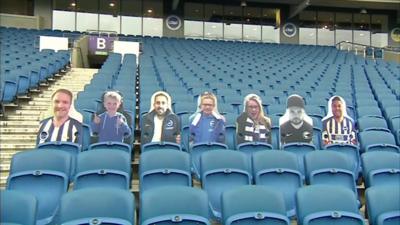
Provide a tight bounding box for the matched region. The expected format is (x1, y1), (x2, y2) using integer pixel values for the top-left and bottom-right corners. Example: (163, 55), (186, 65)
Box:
(279, 94), (313, 147)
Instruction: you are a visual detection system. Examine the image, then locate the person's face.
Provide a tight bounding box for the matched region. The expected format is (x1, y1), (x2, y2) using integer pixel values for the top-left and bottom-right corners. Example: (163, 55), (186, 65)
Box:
(247, 99), (260, 120)
(154, 95), (168, 116)
(288, 106), (304, 125)
(201, 97), (215, 115)
(332, 100), (343, 119)
(53, 92), (71, 120)
(104, 97), (121, 115)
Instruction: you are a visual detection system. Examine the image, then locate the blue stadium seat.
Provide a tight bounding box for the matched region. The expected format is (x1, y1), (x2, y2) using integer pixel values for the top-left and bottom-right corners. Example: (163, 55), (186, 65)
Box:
(140, 186), (210, 225)
(366, 185), (400, 225)
(296, 185), (365, 225)
(139, 150), (191, 193)
(7, 150), (71, 225)
(191, 142), (228, 180)
(73, 149), (131, 190)
(88, 141), (132, 155)
(141, 141), (181, 152)
(222, 185), (290, 225)
(0, 190), (37, 225)
(59, 187), (135, 225)
(359, 128), (400, 153)
(357, 116), (389, 132)
(324, 144), (361, 179)
(282, 143), (316, 178)
(200, 150), (251, 219)
(304, 151), (357, 196)
(361, 151), (400, 188)
(252, 150), (302, 217)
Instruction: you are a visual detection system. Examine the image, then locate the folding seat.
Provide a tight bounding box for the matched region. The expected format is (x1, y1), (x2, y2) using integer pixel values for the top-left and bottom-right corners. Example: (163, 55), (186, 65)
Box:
(59, 187), (135, 225)
(73, 149), (131, 190)
(222, 185), (290, 225)
(252, 150), (302, 217)
(0, 190), (37, 225)
(312, 127), (322, 149)
(200, 150), (251, 219)
(140, 186), (210, 225)
(282, 143), (316, 178)
(89, 141), (132, 155)
(37, 141), (81, 179)
(361, 151), (400, 188)
(304, 151), (357, 196)
(7, 150), (71, 225)
(383, 106), (400, 121)
(139, 150), (191, 193)
(389, 116), (400, 145)
(356, 106), (382, 118)
(191, 142), (228, 180)
(359, 129), (399, 153)
(324, 144), (360, 178)
(237, 142), (273, 155)
(357, 116), (389, 132)
(296, 185), (365, 225)
(0, 79), (17, 103)
(141, 141), (181, 152)
(267, 104), (286, 116)
(366, 185), (400, 225)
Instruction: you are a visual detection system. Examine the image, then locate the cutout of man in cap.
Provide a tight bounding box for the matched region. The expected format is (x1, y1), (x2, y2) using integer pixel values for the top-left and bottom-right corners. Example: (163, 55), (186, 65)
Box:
(279, 94), (313, 146)
(322, 96), (357, 145)
(141, 91), (181, 145)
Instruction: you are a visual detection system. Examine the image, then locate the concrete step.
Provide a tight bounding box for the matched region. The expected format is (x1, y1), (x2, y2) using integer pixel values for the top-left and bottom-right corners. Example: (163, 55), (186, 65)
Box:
(27, 101), (51, 106)
(0, 127), (38, 134)
(0, 134), (37, 141)
(13, 110), (43, 116)
(5, 115), (42, 121)
(0, 120), (39, 128)
(18, 105), (50, 111)
(0, 143), (36, 150)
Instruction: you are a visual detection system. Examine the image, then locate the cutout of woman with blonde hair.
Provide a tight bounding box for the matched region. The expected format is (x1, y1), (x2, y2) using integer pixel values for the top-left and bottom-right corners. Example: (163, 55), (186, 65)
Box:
(236, 94), (272, 145)
(189, 92), (225, 145)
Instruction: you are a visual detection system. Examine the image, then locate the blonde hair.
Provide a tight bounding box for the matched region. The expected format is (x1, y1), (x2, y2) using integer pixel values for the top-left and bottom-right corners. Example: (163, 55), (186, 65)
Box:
(103, 91), (122, 102)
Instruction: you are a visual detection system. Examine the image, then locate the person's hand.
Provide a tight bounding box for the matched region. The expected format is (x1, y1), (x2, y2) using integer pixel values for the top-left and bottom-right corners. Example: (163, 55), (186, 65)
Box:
(176, 134), (181, 144)
(117, 115), (124, 127)
(93, 114), (101, 124)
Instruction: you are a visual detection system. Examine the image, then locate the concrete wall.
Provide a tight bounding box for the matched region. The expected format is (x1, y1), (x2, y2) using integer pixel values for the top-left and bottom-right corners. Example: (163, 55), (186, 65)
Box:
(34, 0), (52, 29)
(0, 13), (39, 29)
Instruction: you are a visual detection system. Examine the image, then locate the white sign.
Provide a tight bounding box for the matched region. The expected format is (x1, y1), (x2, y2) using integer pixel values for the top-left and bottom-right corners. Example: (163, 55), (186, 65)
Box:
(39, 36), (68, 52)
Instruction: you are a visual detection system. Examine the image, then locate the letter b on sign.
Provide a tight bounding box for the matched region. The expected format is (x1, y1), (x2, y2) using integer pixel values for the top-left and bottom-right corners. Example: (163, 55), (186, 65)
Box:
(97, 38), (106, 49)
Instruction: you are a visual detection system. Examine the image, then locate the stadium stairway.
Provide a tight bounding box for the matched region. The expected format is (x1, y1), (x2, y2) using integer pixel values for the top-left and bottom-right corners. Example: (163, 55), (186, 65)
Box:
(0, 68), (97, 188)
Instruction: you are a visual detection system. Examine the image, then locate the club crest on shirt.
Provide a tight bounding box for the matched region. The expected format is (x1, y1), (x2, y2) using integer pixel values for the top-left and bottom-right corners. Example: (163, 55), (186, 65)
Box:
(166, 119), (174, 130)
(209, 120), (215, 128)
(40, 131), (48, 141)
(343, 125), (348, 131)
(303, 131), (312, 139)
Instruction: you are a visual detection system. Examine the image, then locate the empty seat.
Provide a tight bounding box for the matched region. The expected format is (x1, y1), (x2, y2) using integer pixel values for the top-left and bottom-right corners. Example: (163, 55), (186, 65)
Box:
(73, 149), (131, 190)
(139, 150), (191, 193)
(357, 116), (389, 132)
(141, 141), (181, 152)
(59, 187), (135, 225)
(191, 142), (228, 180)
(0, 190), (37, 225)
(304, 151), (357, 196)
(252, 150), (303, 217)
(324, 144), (361, 178)
(140, 186), (210, 225)
(282, 143), (316, 178)
(296, 185), (365, 225)
(7, 149), (71, 225)
(366, 185), (400, 225)
(200, 150), (251, 219)
(359, 129), (400, 153)
(222, 185), (290, 225)
(361, 151), (400, 188)
(88, 141), (132, 155)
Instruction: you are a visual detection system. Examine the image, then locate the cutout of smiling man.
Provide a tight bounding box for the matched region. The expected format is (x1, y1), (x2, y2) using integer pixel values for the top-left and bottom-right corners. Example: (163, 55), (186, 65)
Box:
(279, 94), (313, 146)
(37, 88), (82, 145)
(141, 91), (181, 145)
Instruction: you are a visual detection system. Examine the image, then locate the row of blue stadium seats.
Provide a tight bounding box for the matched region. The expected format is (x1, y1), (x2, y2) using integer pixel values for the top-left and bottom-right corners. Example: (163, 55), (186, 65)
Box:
(3, 147), (399, 224)
(3, 184), (399, 225)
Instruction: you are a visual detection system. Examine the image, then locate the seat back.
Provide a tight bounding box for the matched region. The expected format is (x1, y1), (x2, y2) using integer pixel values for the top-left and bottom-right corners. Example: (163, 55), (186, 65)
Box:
(361, 151), (400, 188)
(366, 185), (400, 225)
(0, 190), (37, 225)
(140, 186), (210, 225)
(139, 150), (191, 193)
(222, 185), (290, 225)
(59, 187), (135, 225)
